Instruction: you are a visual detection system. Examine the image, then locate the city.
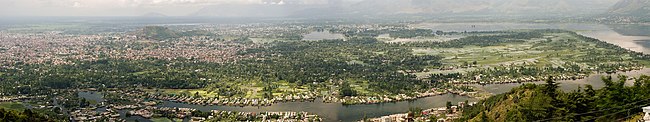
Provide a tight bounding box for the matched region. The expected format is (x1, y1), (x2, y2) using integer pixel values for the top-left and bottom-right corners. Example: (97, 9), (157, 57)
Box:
(1, 0), (650, 122)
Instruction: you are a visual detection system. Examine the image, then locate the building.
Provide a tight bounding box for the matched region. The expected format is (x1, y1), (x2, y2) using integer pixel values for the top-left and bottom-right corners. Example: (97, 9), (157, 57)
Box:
(644, 106), (650, 122)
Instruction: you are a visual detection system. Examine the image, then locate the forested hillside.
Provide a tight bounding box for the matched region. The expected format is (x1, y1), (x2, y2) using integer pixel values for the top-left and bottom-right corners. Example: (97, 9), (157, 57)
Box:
(460, 75), (650, 121)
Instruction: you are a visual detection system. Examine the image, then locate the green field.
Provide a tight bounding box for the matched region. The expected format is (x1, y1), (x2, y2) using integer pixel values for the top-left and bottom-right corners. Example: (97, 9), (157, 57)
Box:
(412, 32), (649, 76)
(0, 102), (27, 111)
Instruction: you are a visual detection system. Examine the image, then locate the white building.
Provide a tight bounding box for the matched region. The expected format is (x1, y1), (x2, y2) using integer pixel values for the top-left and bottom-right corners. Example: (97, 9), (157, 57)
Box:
(644, 106), (650, 122)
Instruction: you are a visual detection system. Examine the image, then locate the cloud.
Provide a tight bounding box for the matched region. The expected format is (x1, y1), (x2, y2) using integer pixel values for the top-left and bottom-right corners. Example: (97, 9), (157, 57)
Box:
(0, 0), (616, 17)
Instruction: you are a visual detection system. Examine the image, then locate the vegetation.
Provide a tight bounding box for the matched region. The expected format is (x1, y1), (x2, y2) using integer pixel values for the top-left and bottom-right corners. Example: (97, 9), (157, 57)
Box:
(0, 108), (55, 122)
(460, 75), (650, 122)
(1, 29), (648, 102)
(135, 26), (215, 41)
(339, 28), (435, 38)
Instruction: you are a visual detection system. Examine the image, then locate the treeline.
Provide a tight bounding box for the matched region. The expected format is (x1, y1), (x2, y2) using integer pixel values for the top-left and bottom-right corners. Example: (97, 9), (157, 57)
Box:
(0, 109), (55, 122)
(135, 26), (216, 41)
(403, 30), (547, 48)
(340, 29), (434, 38)
(459, 75), (650, 122)
(388, 29), (434, 38)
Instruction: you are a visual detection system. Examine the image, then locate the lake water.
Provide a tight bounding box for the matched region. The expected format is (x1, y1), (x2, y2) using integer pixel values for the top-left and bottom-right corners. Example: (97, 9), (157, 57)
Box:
(77, 71), (650, 121)
(413, 22), (650, 54)
(78, 91), (104, 103)
(159, 94), (473, 122)
(77, 91), (473, 121)
(302, 31), (345, 41)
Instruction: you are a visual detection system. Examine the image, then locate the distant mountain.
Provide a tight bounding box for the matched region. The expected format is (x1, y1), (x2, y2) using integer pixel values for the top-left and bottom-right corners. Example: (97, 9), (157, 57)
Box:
(140, 12), (168, 17)
(608, 0), (650, 16)
(191, 4), (319, 17)
(189, 0), (618, 18)
(347, 0), (617, 16)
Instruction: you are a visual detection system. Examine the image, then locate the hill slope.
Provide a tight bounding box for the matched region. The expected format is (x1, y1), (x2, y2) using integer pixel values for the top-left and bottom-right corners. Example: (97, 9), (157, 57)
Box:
(460, 76), (650, 122)
(190, 0), (617, 18)
(609, 0), (650, 16)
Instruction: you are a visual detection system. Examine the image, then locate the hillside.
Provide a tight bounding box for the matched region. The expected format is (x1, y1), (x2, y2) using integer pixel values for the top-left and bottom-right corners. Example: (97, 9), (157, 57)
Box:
(190, 0), (617, 18)
(609, 0), (650, 16)
(349, 0), (616, 16)
(460, 76), (650, 122)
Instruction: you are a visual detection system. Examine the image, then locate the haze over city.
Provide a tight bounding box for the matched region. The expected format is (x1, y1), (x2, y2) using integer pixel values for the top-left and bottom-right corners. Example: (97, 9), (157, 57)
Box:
(0, 0), (624, 17)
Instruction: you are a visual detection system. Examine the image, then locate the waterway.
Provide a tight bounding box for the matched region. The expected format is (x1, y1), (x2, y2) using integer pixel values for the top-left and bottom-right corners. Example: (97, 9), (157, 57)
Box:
(159, 94), (473, 122)
(77, 70), (650, 121)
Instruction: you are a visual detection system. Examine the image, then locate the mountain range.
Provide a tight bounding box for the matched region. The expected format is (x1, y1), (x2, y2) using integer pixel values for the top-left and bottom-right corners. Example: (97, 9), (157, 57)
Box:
(608, 0), (650, 16)
(190, 0), (621, 18)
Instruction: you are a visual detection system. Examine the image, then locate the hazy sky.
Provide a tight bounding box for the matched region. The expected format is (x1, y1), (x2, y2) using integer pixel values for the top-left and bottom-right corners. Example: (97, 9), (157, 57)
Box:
(0, 0), (620, 17)
(0, 0), (361, 16)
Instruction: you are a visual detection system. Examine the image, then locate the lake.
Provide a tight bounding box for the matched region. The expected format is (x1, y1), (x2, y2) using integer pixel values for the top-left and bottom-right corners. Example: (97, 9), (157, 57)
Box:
(413, 22), (650, 54)
(77, 91), (474, 121)
(78, 91), (104, 103)
(159, 94), (473, 122)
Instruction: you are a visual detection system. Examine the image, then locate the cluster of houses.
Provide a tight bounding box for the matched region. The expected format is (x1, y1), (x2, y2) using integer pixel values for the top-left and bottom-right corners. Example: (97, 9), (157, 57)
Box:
(449, 73), (589, 85)
(0, 95), (46, 102)
(125, 106), (195, 120)
(0, 32), (258, 66)
(147, 92), (318, 107)
(325, 88), (474, 105)
(210, 110), (322, 122)
(120, 105), (323, 122)
(366, 101), (478, 122)
(71, 107), (121, 121)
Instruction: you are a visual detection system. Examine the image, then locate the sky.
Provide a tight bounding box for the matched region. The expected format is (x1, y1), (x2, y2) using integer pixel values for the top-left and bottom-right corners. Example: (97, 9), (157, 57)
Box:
(0, 0), (359, 16)
(0, 0), (620, 17)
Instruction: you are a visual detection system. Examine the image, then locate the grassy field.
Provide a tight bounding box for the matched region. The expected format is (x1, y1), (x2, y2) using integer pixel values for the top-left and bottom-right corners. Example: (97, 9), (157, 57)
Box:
(412, 32), (650, 76)
(0, 102), (27, 111)
(413, 37), (548, 66)
(157, 79), (317, 98)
